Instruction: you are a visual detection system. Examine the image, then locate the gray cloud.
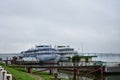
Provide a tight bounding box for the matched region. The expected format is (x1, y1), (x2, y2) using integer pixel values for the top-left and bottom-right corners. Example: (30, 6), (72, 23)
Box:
(0, 0), (120, 53)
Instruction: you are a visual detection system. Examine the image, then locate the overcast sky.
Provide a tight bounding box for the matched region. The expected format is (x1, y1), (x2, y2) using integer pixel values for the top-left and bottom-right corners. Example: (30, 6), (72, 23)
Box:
(0, 0), (120, 53)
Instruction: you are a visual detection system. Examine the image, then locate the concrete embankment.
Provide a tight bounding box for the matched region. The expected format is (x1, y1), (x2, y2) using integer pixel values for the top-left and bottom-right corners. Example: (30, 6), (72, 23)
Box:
(0, 66), (12, 80)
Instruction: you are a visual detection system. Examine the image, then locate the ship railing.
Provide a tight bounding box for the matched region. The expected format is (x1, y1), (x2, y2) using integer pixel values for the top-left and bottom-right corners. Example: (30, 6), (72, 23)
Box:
(56, 51), (77, 53)
(36, 51), (56, 53)
(58, 61), (103, 67)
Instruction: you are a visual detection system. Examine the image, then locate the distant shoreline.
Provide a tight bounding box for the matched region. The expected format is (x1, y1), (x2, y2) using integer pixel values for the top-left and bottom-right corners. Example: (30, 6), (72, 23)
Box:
(0, 53), (20, 55)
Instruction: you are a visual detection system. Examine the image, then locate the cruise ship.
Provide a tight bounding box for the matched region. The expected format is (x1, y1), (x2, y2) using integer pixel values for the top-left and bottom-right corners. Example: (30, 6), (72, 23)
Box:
(21, 45), (78, 62)
(21, 45), (60, 62)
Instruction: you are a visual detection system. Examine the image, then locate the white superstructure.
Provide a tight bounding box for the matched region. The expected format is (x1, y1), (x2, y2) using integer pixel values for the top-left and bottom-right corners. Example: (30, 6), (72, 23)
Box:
(56, 45), (78, 57)
(22, 45), (78, 61)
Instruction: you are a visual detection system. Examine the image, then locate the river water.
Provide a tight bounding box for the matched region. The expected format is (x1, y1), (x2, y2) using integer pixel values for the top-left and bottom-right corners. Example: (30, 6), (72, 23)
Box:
(81, 53), (120, 62)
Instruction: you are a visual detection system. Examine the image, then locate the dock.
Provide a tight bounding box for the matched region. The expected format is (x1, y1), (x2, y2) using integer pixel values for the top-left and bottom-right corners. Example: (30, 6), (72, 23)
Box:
(9, 61), (103, 74)
(4, 60), (120, 74)
(2, 60), (120, 80)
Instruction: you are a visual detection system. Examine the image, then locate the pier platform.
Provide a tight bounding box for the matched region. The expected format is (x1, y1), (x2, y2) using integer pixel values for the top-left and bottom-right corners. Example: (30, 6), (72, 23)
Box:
(7, 61), (120, 74)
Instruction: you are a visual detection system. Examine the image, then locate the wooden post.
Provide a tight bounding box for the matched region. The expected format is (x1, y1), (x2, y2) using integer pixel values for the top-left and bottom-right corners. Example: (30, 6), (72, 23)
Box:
(73, 68), (77, 80)
(49, 68), (52, 75)
(100, 67), (104, 80)
(100, 67), (103, 75)
(76, 68), (80, 76)
(6, 57), (8, 65)
(28, 67), (32, 74)
(49, 68), (54, 75)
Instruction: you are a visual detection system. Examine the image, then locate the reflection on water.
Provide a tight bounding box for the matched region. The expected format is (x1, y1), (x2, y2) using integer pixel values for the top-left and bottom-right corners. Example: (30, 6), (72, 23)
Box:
(58, 72), (120, 80)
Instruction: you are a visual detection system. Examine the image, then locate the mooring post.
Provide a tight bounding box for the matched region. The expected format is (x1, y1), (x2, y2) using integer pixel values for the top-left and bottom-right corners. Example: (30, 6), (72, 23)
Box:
(28, 67), (32, 74)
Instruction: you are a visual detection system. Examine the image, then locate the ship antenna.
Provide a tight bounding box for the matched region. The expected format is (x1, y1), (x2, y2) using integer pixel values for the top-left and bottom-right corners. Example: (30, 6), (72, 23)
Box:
(81, 43), (84, 55)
